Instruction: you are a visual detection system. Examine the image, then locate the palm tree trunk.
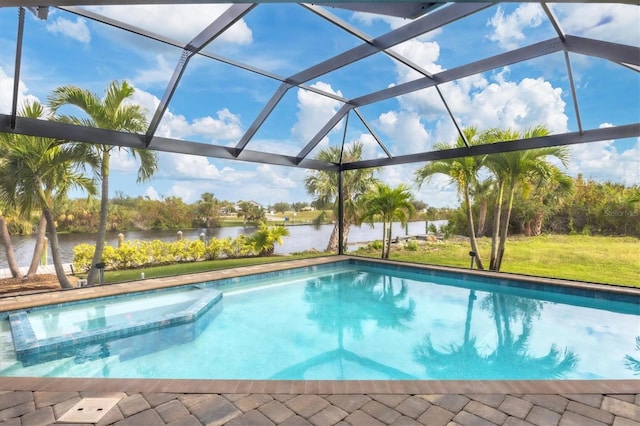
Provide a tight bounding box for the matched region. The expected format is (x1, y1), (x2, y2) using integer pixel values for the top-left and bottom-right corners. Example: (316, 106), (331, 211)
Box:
(26, 214), (47, 277)
(531, 211), (544, 236)
(386, 221), (393, 259)
(341, 220), (351, 253)
(464, 185), (484, 270)
(490, 181), (505, 270)
(0, 214), (21, 278)
(381, 221), (387, 259)
(495, 184), (516, 271)
(87, 150), (110, 286)
(43, 207), (73, 289)
(476, 198), (488, 238)
(326, 222), (340, 252)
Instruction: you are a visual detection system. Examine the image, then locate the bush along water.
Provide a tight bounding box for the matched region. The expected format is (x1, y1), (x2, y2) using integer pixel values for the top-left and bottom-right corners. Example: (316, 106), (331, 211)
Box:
(73, 235), (256, 273)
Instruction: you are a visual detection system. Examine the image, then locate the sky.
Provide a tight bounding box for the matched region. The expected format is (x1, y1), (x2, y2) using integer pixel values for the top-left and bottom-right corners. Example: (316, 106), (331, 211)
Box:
(0, 2), (638, 208)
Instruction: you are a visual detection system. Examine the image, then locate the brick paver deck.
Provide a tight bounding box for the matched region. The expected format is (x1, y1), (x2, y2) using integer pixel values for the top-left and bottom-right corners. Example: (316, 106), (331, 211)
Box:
(1, 256), (639, 425)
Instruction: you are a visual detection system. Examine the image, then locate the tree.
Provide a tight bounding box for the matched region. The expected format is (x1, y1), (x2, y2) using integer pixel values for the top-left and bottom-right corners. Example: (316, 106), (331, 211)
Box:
(0, 101), (96, 288)
(247, 221), (290, 256)
(236, 201), (265, 224)
(0, 208), (21, 278)
(415, 127), (486, 269)
(304, 142), (378, 252)
(483, 126), (569, 270)
(272, 202), (290, 214)
(49, 80), (158, 286)
(512, 166), (573, 236)
(194, 192), (220, 228)
(359, 183), (415, 259)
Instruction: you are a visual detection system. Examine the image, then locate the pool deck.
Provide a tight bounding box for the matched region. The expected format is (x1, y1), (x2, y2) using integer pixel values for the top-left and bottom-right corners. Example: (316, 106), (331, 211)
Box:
(1, 256), (639, 425)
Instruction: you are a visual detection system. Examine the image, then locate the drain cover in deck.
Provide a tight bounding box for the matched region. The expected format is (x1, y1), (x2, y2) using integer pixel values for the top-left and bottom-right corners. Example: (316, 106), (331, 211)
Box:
(58, 397), (121, 423)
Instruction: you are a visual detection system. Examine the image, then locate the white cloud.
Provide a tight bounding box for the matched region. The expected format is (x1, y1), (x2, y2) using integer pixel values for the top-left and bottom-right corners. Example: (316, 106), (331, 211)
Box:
(400, 70), (568, 143)
(166, 183), (195, 202)
(567, 124), (640, 185)
(552, 3), (640, 46)
(0, 67), (43, 115)
(131, 54), (175, 87)
(109, 148), (139, 174)
(256, 164), (296, 189)
(87, 5), (252, 45)
(464, 74), (568, 133)
(488, 4), (544, 50)
(291, 81), (344, 142)
(129, 88), (243, 144)
(46, 17), (91, 44)
(144, 186), (161, 200)
(391, 39), (443, 82)
(375, 110), (432, 155)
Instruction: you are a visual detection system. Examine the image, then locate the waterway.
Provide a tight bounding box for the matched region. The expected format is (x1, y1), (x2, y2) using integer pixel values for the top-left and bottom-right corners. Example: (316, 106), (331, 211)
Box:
(0, 221), (446, 269)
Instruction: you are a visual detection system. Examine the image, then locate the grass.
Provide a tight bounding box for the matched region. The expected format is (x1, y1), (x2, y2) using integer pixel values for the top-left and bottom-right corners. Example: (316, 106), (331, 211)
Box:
(102, 252), (323, 284)
(99, 234), (638, 288)
(356, 234), (640, 288)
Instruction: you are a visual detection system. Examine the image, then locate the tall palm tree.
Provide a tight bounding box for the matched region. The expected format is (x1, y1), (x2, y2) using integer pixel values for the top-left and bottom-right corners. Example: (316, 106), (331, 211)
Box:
(48, 80), (158, 286)
(415, 127), (486, 269)
(359, 183), (415, 259)
(483, 126), (569, 270)
(304, 142), (378, 252)
(0, 101), (96, 288)
(0, 207), (21, 278)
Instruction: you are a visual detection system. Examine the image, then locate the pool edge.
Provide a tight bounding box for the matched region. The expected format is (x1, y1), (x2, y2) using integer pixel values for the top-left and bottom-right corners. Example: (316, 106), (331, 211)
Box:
(1, 377), (638, 395)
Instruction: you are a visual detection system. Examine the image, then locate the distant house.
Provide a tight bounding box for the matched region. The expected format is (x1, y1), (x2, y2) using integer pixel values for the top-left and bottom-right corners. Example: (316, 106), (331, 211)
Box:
(234, 200), (264, 211)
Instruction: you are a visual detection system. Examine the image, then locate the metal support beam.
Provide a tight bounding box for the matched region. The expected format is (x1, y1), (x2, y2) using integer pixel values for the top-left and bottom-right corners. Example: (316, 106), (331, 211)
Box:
(288, 3), (490, 85)
(0, 114), (340, 171)
(353, 37), (567, 107)
(296, 104), (352, 163)
(235, 82), (292, 156)
(342, 123), (640, 170)
(564, 51), (583, 134)
(5, 0), (640, 6)
(353, 108), (392, 159)
(144, 3), (256, 145)
(564, 35), (640, 66)
(60, 5), (349, 103)
(10, 7), (26, 129)
(337, 169), (344, 255)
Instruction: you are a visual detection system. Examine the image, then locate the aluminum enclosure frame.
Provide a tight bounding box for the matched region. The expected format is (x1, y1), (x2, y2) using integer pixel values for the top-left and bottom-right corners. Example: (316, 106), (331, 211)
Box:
(1, 2), (639, 172)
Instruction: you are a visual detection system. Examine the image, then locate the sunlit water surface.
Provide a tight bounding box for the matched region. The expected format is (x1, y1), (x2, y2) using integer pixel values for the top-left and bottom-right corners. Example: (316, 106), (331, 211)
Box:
(1, 262), (638, 380)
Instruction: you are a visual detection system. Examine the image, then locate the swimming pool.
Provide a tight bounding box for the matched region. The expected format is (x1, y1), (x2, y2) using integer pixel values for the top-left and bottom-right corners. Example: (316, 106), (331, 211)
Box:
(1, 259), (638, 380)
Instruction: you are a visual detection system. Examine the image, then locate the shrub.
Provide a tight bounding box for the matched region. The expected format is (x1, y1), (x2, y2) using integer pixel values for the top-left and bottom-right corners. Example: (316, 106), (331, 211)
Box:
(405, 239), (419, 251)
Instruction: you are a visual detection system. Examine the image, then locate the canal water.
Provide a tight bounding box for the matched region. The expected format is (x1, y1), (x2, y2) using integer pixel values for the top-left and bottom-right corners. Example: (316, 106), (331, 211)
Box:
(0, 221), (446, 269)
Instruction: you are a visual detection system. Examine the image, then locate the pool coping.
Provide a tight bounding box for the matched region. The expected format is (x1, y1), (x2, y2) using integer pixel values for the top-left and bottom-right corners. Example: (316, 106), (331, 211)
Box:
(1, 376), (638, 395)
(1, 255), (639, 395)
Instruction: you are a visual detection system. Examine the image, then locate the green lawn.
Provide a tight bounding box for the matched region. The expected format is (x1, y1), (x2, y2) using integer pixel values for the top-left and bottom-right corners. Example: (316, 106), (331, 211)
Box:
(101, 234), (638, 288)
(357, 234), (640, 287)
(101, 253), (321, 283)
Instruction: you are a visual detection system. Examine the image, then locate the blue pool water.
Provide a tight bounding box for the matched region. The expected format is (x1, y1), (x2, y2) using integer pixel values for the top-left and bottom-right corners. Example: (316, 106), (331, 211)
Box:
(1, 260), (639, 380)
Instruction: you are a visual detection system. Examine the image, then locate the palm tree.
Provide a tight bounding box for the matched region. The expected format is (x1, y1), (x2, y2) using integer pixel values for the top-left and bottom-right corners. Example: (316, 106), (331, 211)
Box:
(48, 80), (158, 286)
(0, 101), (96, 288)
(304, 142), (378, 252)
(0, 207), (21, 278)
(247, 221), (289, 256)
(516, 166), (573, 236)
(359, 183), (415, 259)
(415, 127), (486, 269)
(483, 126), (569, 270)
